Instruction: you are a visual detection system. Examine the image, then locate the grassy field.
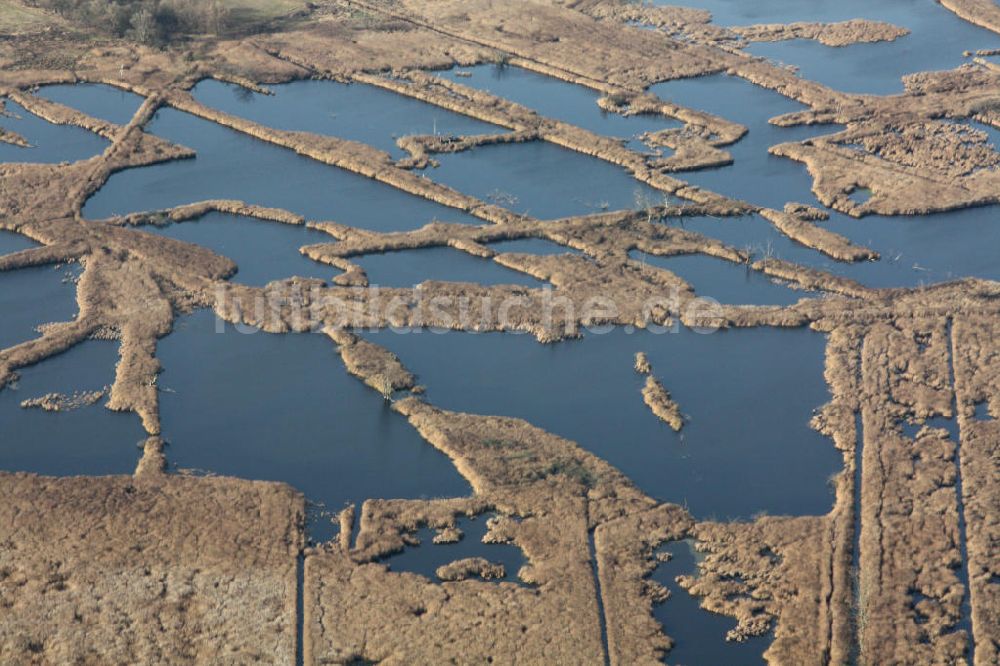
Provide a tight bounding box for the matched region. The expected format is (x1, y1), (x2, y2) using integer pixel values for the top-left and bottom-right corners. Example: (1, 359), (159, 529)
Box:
(0, 0), (60, 33)
(216, 0), (309, 27)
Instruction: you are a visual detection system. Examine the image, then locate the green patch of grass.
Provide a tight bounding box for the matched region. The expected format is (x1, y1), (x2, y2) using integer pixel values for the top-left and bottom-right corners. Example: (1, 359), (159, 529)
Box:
(0, 1), (59, 32)
(481, 438), (517, 449)
(507, 450), (538, 463)
(544, 460), (596, 487)
(217, 0), (307, 26)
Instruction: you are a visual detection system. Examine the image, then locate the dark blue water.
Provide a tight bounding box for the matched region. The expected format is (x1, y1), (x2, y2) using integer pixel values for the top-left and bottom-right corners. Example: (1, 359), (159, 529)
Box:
(652, 540), (769, 665)
(139, 212), (337, 286)
(741, 1), (999, 96)
(631, 250), (812, 305)
(366, 326), (840, 520)
(0, 231), (81, 350)
(649, 0), (960, 26)
(0, 263), (80, 351)
(672, 214), (828, 270)
(382, 512), (529, 584)
(437, 64), (681, 151)
(156, 310), (472, 542)
(648, 73), (839, 210)
(0, 99), (109, 163)
(192, 78), (503, 159)
(968, 118), (1000, 149)
(81, 106), (484, 232)
(899, 415), (959, 442)
(652, 0), (875, 23)
(846, 188), (871, 206)
(673, 212), (1000, 289)
(69, 73), (999, 291)
(354, 246), (544, 288)
(653, 0), (1000, 77)
(36, 82), (145, 125)
(0, 15), (993, 662)
(431, 140), (668, 219)
(819, 207), (1000, 286)
(647, 0), (997, 96)
(643, 73), (1000, 288)
(0, 228), (36, 255)
(0, 340), (146, 476)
